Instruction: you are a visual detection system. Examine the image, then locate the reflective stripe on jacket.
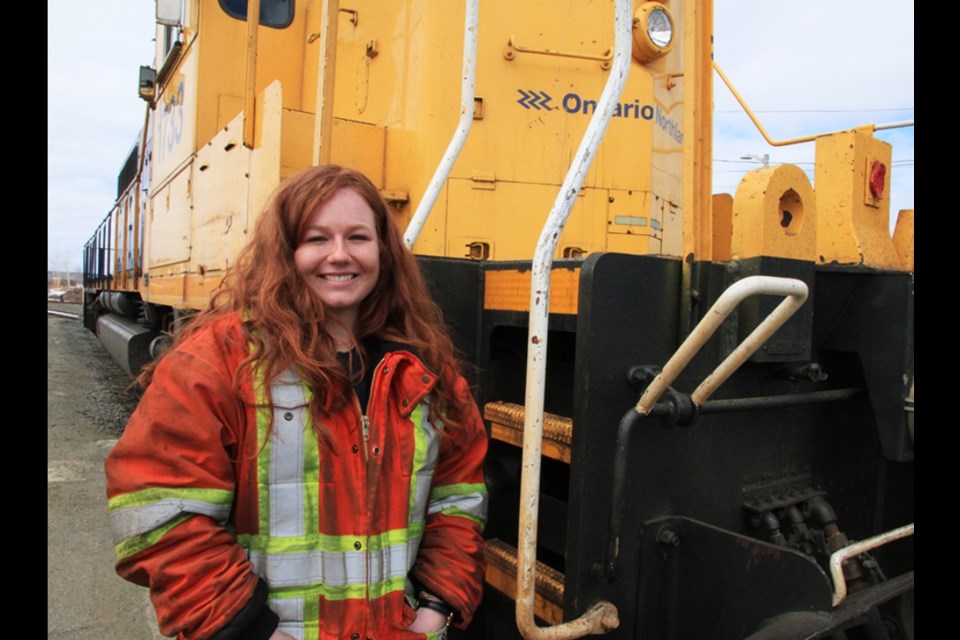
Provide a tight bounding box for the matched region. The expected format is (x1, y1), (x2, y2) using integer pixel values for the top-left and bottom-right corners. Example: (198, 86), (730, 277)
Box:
(105, 313), (488, 640)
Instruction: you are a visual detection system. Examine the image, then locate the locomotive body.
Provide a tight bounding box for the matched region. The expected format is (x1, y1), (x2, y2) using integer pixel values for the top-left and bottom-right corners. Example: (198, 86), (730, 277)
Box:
(83, 2), (914, 638)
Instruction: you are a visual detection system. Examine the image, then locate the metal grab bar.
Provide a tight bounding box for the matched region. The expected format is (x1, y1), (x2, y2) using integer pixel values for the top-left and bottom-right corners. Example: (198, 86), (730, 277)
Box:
(403, 0), (479, 249)
(713, 61), (914, 147)
(516, 1), (632, 638)
(830, 523), (915, 607)
(636, 276), (809, 414)
(504, 35), (613, 70)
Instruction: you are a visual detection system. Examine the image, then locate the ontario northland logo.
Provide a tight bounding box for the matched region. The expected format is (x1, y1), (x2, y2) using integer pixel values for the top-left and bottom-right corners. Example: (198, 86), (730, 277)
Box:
(515, 88), (683, 144)
(517, 89), (553, 110)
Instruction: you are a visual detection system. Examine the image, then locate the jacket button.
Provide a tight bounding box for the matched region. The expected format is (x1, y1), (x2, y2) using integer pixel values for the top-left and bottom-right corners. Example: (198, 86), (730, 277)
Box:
(283, 411), (294, 421)
(352, 445), (359, 453)
(372, 446), (380, 455)
(401, 398), (409, 407)
(354, 540), (362, 550)
(351, 634), (360, 640)
(422, 375), (431, 383)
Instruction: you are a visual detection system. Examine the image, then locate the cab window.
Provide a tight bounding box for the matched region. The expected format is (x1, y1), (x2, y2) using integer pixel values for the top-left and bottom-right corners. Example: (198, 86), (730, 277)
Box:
(219, 0), (294, 28)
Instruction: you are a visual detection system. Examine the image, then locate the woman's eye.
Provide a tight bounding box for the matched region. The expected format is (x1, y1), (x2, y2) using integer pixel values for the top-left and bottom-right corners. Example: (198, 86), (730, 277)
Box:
(304, 235), (327, 244)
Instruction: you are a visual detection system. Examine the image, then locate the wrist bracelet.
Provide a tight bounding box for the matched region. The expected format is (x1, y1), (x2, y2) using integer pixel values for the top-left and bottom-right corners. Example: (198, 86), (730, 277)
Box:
(417, 591), (454, 626)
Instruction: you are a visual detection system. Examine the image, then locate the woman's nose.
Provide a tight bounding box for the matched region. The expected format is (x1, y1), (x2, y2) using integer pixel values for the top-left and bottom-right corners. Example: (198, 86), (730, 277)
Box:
(327, 237), (350, 261)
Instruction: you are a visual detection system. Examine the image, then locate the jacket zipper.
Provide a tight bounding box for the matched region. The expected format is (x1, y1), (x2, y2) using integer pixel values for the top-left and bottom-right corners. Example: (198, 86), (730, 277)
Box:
(353, 359), (384, 463)
(353, 393), (370, 463)
(354, 357), (386, 624)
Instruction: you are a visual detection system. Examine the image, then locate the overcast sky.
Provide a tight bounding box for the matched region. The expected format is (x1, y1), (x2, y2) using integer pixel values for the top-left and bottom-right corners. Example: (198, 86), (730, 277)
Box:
(47, 1), (914, 272)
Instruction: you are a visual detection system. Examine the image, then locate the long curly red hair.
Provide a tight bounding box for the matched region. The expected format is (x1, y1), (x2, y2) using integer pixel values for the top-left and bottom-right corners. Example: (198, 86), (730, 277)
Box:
(138, 164), (468, 439)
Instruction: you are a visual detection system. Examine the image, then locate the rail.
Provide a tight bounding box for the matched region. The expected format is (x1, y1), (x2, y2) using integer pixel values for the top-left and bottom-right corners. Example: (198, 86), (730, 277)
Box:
(829, 523), (914, 607)
(515, 1), (632, 638)
(403, 0), (479, 249)
(636, 276), (809, 414)
(712, 61), (914, 146)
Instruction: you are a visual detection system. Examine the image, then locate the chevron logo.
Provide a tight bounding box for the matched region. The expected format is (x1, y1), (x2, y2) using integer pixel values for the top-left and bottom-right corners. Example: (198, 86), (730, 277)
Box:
(517, 89), (554, 111)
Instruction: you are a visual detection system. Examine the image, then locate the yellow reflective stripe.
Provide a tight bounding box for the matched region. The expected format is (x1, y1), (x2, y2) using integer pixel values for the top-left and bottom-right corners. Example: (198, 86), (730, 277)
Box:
(429, 482), (487, 524)
(301, 385), (319, 537)
(107, 486), (233, 511)
(254, 364), (272, 536)
(267, 575), (407, 601)
(430, 482), (486, 500)
(237, 526), (424, 554)
(409, 402), (427, 520)
(114, 513), (191, 560)
(438, 507), (485, 527)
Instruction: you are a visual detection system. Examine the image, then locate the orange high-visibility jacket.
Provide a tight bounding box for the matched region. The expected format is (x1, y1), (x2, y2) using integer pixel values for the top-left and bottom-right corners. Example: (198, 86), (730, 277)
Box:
(105, 313), (488, 640)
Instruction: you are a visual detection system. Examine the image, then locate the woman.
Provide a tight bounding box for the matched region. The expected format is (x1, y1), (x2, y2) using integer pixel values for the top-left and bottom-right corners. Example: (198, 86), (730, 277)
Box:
(105, 165), (489, 640)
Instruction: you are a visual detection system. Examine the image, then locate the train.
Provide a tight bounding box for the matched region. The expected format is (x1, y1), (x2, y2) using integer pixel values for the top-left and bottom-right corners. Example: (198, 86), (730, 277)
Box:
(82, 1), (914, 639)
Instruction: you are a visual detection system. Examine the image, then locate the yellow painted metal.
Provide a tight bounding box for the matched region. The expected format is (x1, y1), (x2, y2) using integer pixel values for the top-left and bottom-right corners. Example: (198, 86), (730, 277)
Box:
(483, 268), (580, 315)
(681, 0), (713, 263)
(893, 209), (914, 272)
(141, 270), (226, 310)
(137, 0), (701, 314)
(243, 0), (261, 148)
(731, 164), (817, 261)
(311, 0), (339, 165)
(814, 130), (901, 268)
(484, 539), (565, 627)
(711, 193), (733, 261)
(130, 0), (912, 320)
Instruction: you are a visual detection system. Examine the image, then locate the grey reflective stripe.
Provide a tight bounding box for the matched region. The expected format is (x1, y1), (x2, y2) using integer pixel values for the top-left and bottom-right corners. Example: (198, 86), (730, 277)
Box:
(410, 401), (442, 526)
(272, 600), (305, 640)
(428, 489), (487, 522)
(248, 537), (421, 589)
(269, 371), (309, 538)
(109, 499), (231, 545)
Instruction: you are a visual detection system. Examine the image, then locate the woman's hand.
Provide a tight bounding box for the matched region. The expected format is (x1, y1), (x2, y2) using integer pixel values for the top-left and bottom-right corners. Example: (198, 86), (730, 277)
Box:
(269, 630), (296, 640)
(404, 606), (449, 633)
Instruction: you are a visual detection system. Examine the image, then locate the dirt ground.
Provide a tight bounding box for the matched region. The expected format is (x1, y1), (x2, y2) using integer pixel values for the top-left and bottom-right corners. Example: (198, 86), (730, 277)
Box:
(47, 302), (163, 639)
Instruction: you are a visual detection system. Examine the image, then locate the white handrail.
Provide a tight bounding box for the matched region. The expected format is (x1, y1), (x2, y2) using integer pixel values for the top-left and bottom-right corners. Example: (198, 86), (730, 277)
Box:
(636, 276), (809, 414)
(829, 523), (914, 607)
(403, 0), (479, 249)
(516, 1), (632, 638)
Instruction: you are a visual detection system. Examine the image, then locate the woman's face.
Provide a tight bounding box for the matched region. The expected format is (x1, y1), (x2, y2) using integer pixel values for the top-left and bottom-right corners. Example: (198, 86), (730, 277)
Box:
(294, 188), (380, 333)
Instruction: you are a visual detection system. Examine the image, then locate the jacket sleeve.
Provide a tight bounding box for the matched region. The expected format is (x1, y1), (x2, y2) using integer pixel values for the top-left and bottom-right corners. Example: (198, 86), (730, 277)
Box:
(104, 323), (272, 640)
(410, 372), (489, 628)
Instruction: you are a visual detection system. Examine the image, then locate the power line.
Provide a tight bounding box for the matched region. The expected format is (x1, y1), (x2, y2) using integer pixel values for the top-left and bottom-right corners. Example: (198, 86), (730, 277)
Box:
(715, 108), (913, 114)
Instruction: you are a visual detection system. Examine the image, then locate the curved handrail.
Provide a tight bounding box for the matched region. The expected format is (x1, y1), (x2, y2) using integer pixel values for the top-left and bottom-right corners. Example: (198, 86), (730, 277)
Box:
(403, 0), (479, 249)
(829, 523), (914, 607)
(515, 1), (632, 638)
(636, 276), (809, 414)
(713, 61), (914, 147)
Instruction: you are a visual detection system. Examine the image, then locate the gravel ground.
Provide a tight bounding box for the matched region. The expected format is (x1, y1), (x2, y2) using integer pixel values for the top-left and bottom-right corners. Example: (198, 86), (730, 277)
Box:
(48, 302), (162, 639)
(47, 302), (143, 436)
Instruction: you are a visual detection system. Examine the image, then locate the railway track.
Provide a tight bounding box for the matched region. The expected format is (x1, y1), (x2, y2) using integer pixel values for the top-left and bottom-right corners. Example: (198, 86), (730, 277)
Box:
(49, 309), (81, 320)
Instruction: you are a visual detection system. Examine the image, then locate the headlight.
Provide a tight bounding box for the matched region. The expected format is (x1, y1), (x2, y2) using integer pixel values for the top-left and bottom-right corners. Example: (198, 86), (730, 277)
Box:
(633, 2), (675, 63)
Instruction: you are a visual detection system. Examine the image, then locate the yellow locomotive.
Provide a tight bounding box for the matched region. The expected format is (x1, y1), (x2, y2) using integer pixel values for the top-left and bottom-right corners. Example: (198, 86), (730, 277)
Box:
(83, 1), (914, 638)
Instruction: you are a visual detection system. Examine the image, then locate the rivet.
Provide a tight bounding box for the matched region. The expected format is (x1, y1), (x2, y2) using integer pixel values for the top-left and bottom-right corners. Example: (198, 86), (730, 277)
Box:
(283, 411), (294, 421)
(373, 447), (381, 455)
(421, 375), (431, 383)
(351, 634), (360, 640)
(354, 541), (362, 550)
(383, 366), (389, 373)
(401, 398), (409, 407)
(352, 445), (359, 453)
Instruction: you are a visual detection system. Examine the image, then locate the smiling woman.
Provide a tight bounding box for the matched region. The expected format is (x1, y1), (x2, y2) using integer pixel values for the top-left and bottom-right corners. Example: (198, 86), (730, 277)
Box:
(103, 164), (489, 640)
(294, 188), (381, 341)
